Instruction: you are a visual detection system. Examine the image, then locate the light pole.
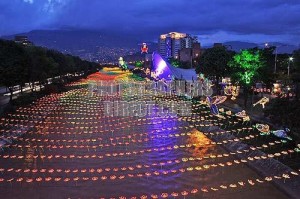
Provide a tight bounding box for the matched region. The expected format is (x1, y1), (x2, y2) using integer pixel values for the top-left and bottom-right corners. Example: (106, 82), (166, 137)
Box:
(288, 57), (293, 76)
(274, 47), (278, 73)
(265, 43), (287, 73)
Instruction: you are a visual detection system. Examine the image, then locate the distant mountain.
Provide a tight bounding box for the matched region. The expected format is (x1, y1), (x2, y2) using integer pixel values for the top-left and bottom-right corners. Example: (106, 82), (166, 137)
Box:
(4, 30), (131, 50)
(260, 42), (299, 54)
(222, 41), (298, 54)
(222, 41), (258, 51)
(1, 29), (156, 53)
(2, 30), (298, 56)
(1, 29), (159, 62)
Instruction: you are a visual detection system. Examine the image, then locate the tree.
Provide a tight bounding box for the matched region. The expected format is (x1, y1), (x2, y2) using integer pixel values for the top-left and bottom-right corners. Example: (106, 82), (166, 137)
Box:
(293, 49), (300, 73)
(26, 46), (54, 91)
(260, 46), (276, 87)
(0, 39), (100, 101)
(292, 49), (300, 99)
(135, 61), (143, 68)
(0, 40), (28, 101)
(229, 49), (266, 107)
(195, 46), (234, 93)
(168, 58), (180, 68)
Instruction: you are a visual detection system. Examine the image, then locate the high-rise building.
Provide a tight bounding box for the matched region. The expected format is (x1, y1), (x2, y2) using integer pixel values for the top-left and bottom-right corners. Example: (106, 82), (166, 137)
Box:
(159, 32), (193, 59)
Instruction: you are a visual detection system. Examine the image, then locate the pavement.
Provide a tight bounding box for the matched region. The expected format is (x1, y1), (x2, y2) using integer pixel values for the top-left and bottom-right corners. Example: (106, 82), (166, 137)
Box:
(0, 87), (8, 94)
(0, 95), (9, 106)
(0, 85), (40, 107)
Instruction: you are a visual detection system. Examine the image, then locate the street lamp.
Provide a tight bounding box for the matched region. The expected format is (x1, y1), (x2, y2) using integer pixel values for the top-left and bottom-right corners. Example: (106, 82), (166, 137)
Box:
(288, 57), (293, 76)
(264, 43), (269, 48)
(274, 47), (278, 73)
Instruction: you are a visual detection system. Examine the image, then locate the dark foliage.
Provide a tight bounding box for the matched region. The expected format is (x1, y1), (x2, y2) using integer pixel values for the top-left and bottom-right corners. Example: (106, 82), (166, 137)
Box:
(0, 39), (100, 100)
(264, 98), (300, 141)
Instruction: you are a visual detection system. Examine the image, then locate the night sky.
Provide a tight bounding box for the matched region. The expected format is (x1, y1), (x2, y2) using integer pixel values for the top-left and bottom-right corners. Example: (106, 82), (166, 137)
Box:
(0, 0), (300, 45)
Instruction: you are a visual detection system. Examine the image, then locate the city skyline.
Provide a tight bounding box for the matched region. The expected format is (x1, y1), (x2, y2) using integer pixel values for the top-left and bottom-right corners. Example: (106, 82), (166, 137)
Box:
(0, 0), (300, 46)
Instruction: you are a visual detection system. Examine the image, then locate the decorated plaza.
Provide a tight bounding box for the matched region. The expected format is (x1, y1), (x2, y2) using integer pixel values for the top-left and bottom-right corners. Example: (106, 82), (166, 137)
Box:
(0, 67), (299, 198)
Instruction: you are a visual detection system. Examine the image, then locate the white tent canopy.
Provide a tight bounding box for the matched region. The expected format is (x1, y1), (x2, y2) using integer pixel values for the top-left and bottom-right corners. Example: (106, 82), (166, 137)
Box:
(152, 52), (197, 81)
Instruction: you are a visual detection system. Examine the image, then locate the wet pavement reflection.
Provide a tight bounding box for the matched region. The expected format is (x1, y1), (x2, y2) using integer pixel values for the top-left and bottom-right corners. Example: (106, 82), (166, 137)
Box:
(0, 75), (291, 199)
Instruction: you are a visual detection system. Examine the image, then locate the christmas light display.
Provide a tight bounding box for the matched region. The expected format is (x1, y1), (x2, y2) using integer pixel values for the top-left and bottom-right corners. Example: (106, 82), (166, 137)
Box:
(272, 128), (292, 140)
(0, 67), (298, 198)
(253, 97), (269, 108)
(224, 85), (240, 100)
(255, 124), (270, 135)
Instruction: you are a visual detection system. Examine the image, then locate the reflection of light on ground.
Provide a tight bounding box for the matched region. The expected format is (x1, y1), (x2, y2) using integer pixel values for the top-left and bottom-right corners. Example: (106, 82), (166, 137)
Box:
(0, 68), (295, 199)
(186, 128), (215, 157)
(24, 147), (35, 168)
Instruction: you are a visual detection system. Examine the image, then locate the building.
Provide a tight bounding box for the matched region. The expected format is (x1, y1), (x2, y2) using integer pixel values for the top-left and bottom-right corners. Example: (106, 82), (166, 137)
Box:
(179, 48), (192, 63)
(179, 42), (201, 63)
(159, 32), (194, 59)
(123, 53), (144, 63)
(192, 42), (201, 59)
(145, 53), (152, 62)
(213, 43), (223, 48)
(14, 36), (33, 46)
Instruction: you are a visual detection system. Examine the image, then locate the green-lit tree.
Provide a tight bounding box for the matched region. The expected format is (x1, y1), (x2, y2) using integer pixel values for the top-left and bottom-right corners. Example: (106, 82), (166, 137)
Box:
(229, 49), (265, 108)
(168, 58), (180, 68)
(135, 61), (143, 68)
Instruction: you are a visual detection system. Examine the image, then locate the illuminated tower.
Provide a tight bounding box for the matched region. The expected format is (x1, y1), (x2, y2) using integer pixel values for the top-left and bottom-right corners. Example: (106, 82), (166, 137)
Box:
(158, 32), (193, 59)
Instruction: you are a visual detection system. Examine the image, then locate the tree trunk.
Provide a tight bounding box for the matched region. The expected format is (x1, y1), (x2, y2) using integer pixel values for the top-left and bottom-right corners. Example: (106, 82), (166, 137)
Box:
(30, 82), (34, 92)
(216, 75), (220, 95)
(296, 82), (300, 101)
(9, 88), (13, 101)
(243, 86), (249, 109)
